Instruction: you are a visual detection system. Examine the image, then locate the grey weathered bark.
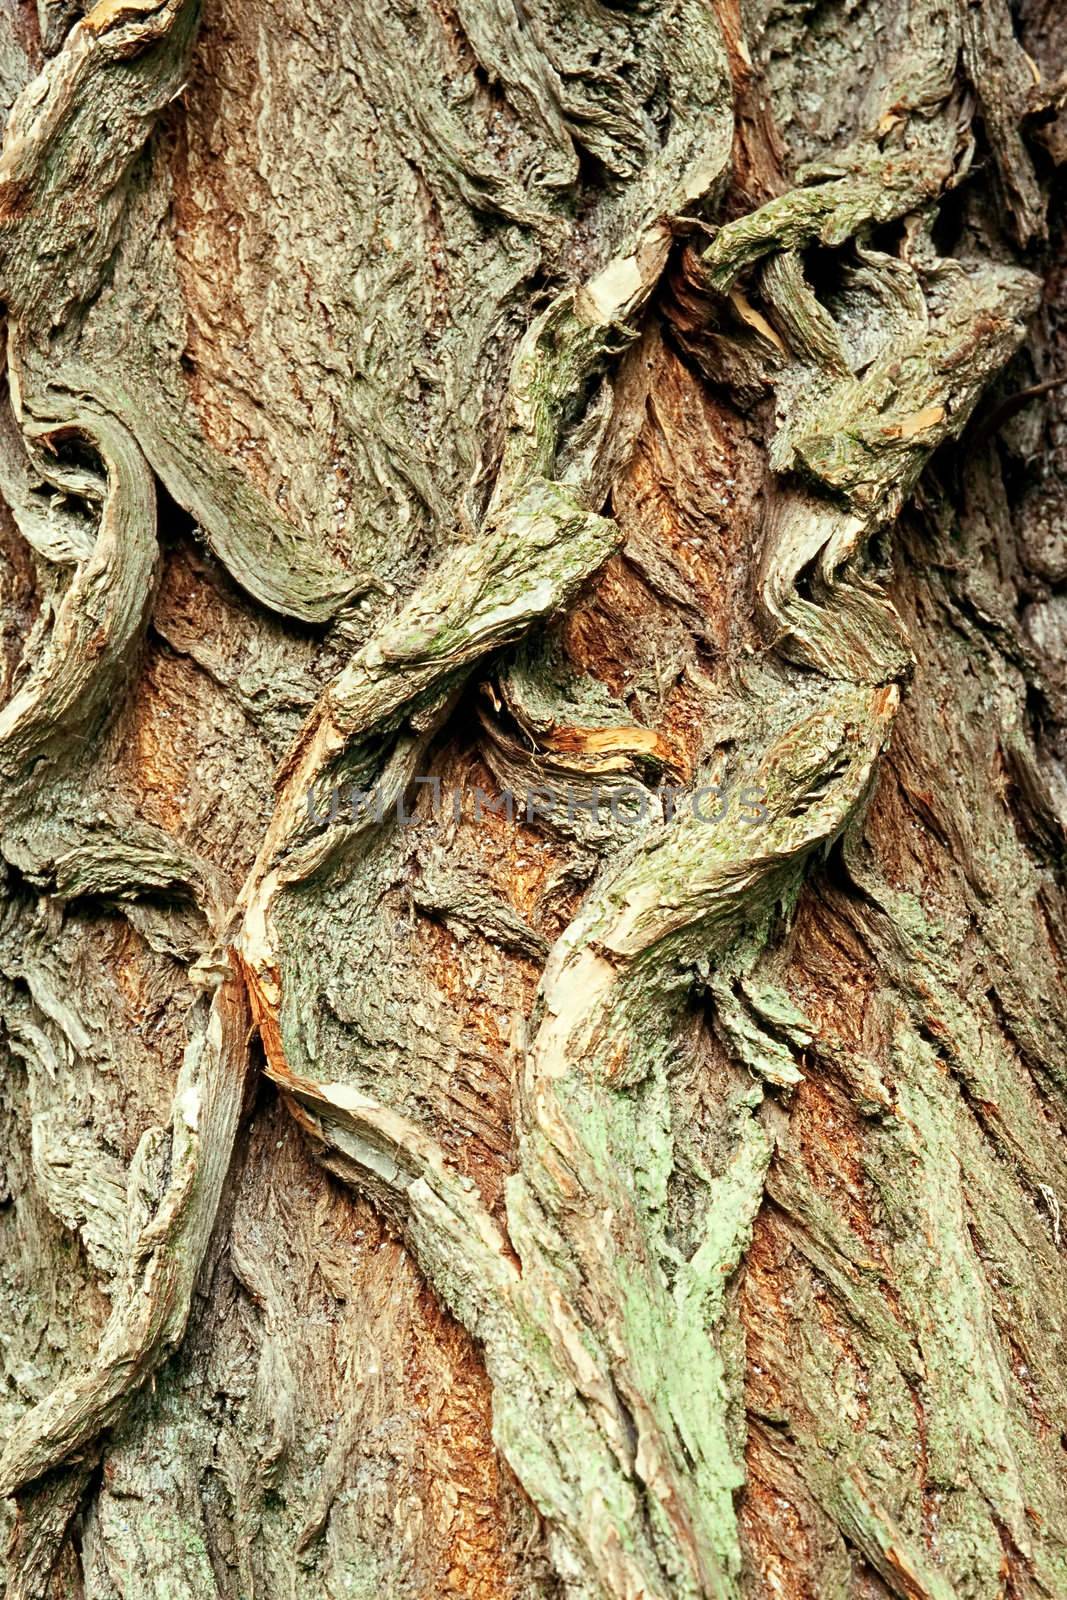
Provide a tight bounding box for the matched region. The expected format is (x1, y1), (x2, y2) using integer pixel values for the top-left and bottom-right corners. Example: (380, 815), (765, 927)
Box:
(0, 0), (1066, 1595)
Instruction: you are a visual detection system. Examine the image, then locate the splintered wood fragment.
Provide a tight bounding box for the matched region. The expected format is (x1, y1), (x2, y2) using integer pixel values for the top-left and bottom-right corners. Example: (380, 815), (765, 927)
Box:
(728, 285), (789, 355)
(542, 724), (673, 761)
(881, 405), (946, 439)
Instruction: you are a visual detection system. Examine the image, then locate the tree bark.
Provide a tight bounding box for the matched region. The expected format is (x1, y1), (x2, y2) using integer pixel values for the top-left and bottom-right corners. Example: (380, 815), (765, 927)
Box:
(0, 0), (1065, 1595)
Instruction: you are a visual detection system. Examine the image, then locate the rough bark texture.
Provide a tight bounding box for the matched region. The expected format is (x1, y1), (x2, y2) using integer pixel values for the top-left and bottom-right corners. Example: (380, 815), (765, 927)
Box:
(0, 0), (1065, 1596)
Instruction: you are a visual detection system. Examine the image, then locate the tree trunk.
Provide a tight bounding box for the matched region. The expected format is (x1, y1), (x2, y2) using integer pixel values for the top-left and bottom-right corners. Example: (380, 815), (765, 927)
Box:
(0, 0), (1065, 1595)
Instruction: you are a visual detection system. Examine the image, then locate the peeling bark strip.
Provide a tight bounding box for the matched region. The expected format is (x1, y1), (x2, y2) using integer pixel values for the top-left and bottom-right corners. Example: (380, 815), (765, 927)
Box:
(0, 962), (249, 1501)
(0, 0), (1066, 1595)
